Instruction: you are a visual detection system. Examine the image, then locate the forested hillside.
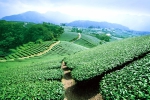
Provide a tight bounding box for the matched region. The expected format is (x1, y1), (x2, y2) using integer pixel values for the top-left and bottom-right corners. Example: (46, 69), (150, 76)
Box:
(0, 20), (64, 56)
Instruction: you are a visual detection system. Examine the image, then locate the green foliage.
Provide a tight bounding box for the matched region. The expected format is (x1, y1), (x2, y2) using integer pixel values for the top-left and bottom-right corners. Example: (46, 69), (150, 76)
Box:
(4, 41), (56, 60)
(0, 20), (64, 54)
(71, 27), (82, 33)
(0, 21), (26, 53)
(100, 54), (150, 99)
(95, 33), (111, 42)
(0, 81), (64, 100)
(35, 39), (43, 44)
(24, 22), (64, 42)
(58, 29), (78, 41)
(0, 60), (64, 99)
(74, 33), (101, 48)
(0, 50), (4, 56)
(60, 23), (66, 26)
(49, 41), (88, 56)
(64, 35), (150, 81)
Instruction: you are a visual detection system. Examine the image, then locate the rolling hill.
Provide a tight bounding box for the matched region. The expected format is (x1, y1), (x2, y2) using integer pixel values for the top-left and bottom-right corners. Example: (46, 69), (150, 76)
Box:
(0, 22), (150, 100)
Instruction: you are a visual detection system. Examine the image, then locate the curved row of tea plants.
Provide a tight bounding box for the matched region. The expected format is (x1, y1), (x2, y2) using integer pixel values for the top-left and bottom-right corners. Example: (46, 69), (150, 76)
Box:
(0, 59), (64, 99)
(0, 41), (56, 61)
(64, 35), (150, 81)
(58, 29), (78, 42)
(49, 41), (88, 56)
(74, 33), (101, 48)
(100, 53), (150, 100)
(81, 33), (101, 45)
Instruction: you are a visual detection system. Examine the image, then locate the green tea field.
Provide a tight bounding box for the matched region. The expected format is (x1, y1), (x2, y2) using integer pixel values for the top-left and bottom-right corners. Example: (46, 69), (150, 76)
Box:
(0, 25), (150, 100)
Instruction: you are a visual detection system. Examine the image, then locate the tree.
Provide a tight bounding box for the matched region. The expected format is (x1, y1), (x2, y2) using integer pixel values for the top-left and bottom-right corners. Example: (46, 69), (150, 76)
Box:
(96, 33), (111, 42)
(0, 21), (64, 55)
(71, 27), (82, 33)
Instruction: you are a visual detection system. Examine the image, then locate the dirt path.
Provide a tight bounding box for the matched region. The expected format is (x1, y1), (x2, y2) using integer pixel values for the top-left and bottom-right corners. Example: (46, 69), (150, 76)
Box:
(61, 61), (103, 100)
(72, 33), (81, 42)
(61, 61), (76, 100)
(77, 33), (81, 40)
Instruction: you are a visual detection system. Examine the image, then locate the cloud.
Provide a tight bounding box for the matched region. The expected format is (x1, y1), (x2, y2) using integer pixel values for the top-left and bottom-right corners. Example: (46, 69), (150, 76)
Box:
(42, 0), (150, 15)
(1, 0), (150, 18)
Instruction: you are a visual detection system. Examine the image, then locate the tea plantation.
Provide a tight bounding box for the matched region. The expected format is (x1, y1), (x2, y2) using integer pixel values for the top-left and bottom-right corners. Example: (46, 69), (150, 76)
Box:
(0, 41), (57, 61)
(64, 35), (150, 99)
(64, 35), (150, 81)
(50, 41), (88, 56)
(100, 53), (150, 99)
(0, 59), (64, 99)
(0, 23), (150, 100)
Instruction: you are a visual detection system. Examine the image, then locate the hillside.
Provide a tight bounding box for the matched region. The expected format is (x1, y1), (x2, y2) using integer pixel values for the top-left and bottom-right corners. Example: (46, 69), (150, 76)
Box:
(0, 21), (64, 56)
(0, 24), (150, 100)
(67, 20), (129, 30)
(64, 35), (150, 80)
(64, 35), (150, 99)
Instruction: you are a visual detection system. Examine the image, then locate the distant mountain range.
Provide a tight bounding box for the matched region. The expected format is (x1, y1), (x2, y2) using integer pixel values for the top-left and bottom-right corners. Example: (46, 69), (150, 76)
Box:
(1, 11), (50, 23)
(1, 11), (129, 30)
(67, 20), (129, 30)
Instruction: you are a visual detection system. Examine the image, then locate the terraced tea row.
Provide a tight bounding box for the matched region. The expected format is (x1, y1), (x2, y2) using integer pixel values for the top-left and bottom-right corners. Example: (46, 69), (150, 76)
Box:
(58, 31), (78, 42)
(74, 33), (101, 48)
(49, 41), (88, 56)
(100, 53), (150, 99)
(0, 60), (64, 99)
(64, 35), (150, 81)
(0, 41), (57, 61)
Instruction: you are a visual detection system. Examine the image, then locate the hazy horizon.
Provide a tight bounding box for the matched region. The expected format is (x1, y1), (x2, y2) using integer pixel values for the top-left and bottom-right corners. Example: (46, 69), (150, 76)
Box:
(0, 0), (150, 31)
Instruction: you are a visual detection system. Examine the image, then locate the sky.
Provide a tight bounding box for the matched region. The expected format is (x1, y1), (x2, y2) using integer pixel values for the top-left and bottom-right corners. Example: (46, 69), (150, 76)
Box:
(0, 0), (150, 31)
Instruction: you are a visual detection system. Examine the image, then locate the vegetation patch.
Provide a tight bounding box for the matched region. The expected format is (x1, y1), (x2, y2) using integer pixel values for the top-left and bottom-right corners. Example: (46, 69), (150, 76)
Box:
(0, 20), (64, 55)
(74, 33), (101, 48)
(0, 59), (64, 99)
(49, 41), (88, 56)
(64, 35), (150, 81)
(58, 27), (78, 42)
(1, 22), (150, 99)
(0, 41), (58, 61)
(100, 53), (150, 99)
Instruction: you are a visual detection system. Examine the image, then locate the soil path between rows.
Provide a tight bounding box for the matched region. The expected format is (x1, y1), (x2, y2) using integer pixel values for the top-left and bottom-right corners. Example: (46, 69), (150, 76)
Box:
(61, 61), (103, 100)
(72, 33), (81, 42)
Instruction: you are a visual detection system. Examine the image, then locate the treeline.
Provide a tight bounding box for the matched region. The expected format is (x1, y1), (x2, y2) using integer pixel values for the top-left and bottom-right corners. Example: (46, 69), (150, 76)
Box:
(95, 33), (111, 42)
(0, 20), (64, 55)
(71, 27), (82, 33)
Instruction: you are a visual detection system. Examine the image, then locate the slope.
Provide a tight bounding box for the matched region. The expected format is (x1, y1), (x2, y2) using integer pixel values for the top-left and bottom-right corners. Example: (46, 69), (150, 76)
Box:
(100, 53), (150, 99)
(64, 35), (150, 81)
